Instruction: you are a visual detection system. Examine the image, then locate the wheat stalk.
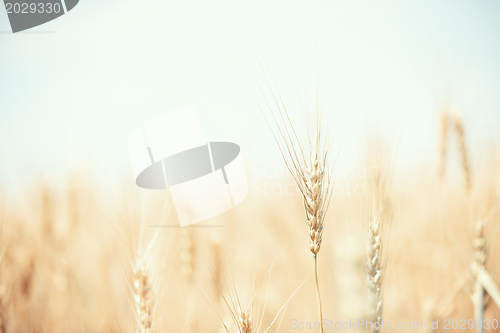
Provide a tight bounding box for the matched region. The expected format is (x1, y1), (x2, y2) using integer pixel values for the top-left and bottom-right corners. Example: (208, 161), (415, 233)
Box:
(127, 193), (168, 333)
(471, 220), (486, 333)
(364, 139), (395, 332)
(304, 155), (330, 333)
(255, 64), (338, 333)
(473, 266), (500, 309)
(259, 80), (335, 333)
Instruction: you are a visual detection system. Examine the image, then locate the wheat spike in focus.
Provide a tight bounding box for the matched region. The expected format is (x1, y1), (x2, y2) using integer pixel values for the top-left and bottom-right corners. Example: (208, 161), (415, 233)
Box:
(306, 159), (324, 255)
(259, 74), (336, 333)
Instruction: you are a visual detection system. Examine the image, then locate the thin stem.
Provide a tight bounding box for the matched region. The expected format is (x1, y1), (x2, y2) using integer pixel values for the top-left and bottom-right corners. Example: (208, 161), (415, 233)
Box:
(474, 278), (484, 333)
(313, 254), (324, 333)
(472, 220), (486, 333)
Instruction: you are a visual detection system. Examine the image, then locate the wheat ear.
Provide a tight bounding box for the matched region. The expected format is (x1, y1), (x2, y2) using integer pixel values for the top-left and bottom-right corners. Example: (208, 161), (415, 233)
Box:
(367, 216), (382, 333)
(129, 193), (164, 333)
(306, 158), (326, 333)
(306, 159), (324, 255)
(210, 232), (223, 305)
(133, 258), (155, 333)
(41, 186), (54, 242)
(236, 309), (253, 333)
(292, 149), (331, 333)
(267, 122), (332, 333)
(180, 228), (195, 282)
(438, 109), (449, 178)
(180, 227), (197, 332)
(453, 114), (471, 191)
(257, 69), (336, 333)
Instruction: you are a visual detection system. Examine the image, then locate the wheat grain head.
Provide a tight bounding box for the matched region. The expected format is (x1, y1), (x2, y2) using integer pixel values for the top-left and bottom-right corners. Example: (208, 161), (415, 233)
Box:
(366, 216), (382, 333)
(438, 108), (449, 178)
(133, 258), (155, 333)
(453, 114), (472, 192)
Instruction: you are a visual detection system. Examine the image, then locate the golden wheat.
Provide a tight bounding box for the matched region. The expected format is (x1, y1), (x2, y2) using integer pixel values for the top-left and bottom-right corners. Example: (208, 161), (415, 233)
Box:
(366, 216), (382, 333)
(438, 108), (449, 178)
(453, 114), (472, 192)
(1, 102), (500, 333)
(133, 258), (155, 333)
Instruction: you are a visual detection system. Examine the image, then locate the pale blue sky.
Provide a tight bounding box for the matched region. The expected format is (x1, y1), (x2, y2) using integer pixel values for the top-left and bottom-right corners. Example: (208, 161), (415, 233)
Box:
(0, 0), (499, 194)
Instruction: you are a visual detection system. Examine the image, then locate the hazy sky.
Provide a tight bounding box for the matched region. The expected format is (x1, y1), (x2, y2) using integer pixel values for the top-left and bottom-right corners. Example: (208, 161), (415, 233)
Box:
(1, 0), (499, 195)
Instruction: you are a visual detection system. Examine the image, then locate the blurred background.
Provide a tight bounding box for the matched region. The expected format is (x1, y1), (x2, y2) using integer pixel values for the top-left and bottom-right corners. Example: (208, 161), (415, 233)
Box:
(0, 0), (500, 332)
(0, 0), (499, 193)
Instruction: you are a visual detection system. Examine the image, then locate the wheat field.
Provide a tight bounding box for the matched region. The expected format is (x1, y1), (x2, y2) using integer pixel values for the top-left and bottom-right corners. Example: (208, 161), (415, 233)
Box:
(0, 108), (499, 333)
